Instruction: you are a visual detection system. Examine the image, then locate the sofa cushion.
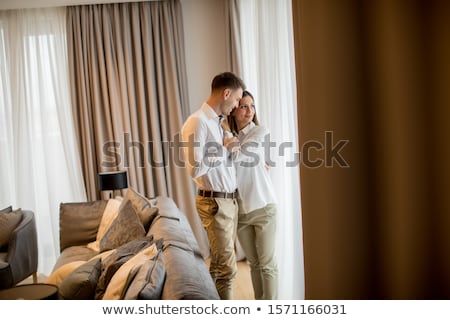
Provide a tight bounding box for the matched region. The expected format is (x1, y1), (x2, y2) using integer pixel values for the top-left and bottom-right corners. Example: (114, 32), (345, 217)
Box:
(133, 250), (166, 300)
(99, 200), (146, 252)
(45, 261), (86, 286)
(59, 200), (108, 251)
(102, 244), (158, 300)
(0, 210), (22, 248)
(52, 246), (98, 272)
(95, 237), (156, 299)
(148, 199), (202, 257)
(152, 196), (179, 219)
(86, 198), (122, 252)
(58, 257), (102, 299)
(121, 188), (159, 231)
(49, 249), (116, 284)
(161, 245), (219, 299)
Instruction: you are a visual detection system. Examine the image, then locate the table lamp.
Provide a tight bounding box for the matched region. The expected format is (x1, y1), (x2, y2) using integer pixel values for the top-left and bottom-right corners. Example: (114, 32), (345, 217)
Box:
(98, 170), (128, 198)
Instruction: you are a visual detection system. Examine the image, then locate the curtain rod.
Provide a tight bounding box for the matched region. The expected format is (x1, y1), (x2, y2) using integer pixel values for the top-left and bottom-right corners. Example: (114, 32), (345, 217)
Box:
(0, 0), (160, 11)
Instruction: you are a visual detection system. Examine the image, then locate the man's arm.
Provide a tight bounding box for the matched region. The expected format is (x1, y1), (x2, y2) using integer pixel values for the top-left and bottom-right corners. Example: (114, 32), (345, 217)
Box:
(181, 117), (210, 179)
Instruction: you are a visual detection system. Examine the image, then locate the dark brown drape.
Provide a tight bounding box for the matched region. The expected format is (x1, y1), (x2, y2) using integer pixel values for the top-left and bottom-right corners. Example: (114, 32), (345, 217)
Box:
(66, 0), (209, 256)
(293, 0), (450, 299)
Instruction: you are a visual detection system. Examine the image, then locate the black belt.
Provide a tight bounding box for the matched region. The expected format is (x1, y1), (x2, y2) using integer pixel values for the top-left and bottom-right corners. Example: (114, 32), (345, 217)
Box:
(198, 189), (239, 199)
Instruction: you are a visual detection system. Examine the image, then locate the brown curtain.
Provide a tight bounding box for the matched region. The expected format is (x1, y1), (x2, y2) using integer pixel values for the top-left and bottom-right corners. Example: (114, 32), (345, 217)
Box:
(293, 0), (450, 299)
(66, 0), (209, 257)
(224, 0), (242, 74)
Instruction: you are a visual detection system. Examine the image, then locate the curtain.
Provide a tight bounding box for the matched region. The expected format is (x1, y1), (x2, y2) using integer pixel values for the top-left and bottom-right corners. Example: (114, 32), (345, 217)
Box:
(229, 0), (304, 299)
(293, 0), (450, 299)
(0, 8), (87, 275)
(224, 0), (242, 75)
(66, 0), (209, 257)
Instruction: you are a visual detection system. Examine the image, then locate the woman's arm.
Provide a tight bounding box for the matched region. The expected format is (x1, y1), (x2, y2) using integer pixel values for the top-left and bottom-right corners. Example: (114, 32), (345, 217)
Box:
(231, 126), (269, 165)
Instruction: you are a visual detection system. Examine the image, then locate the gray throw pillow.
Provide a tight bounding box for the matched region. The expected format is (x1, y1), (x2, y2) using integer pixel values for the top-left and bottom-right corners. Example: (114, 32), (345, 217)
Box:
(95, 237), (155, 300)
(99, 200), (146, 252)
(123, 249), (166, 300)
(121, 188), (159, 231)
(58, 257), (102, 299)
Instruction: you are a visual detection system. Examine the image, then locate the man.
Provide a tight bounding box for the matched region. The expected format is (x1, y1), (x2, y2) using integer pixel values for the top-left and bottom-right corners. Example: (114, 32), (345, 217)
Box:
(181, 72), (245, 299)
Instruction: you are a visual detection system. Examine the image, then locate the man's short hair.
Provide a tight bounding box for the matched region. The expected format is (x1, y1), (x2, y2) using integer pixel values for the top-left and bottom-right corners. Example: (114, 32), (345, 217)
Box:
(211, 72), (246, 92)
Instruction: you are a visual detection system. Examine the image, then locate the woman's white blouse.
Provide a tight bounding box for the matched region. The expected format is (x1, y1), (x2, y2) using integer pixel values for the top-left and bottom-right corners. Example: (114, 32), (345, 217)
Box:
(233, 122), (277, 214)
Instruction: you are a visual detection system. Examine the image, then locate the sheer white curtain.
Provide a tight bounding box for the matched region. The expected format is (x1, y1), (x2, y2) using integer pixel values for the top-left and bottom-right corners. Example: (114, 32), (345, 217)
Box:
(0, 8), (86, 275)
(235, 0), (304, 299)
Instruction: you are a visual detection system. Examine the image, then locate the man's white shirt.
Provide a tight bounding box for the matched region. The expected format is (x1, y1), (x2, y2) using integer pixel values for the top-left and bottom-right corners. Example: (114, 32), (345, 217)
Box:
(181, 103), (237, 193)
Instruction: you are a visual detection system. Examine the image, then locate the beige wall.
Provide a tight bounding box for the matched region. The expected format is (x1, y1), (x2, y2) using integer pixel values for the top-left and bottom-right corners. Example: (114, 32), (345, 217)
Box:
(179, 0), (227, 113)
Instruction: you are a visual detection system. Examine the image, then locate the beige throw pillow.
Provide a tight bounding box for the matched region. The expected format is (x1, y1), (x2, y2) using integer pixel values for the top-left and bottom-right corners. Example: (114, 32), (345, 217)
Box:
(86, 198), (122, 252)
(45, 261), (86, 286)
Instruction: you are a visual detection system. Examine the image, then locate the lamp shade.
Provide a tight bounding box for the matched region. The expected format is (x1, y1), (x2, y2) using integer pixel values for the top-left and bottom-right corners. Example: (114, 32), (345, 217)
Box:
(98, 171), (128, 191)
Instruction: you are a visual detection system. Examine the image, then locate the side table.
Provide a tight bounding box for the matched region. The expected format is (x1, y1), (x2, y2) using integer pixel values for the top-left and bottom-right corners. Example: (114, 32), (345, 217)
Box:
(0, 283), (58, 300)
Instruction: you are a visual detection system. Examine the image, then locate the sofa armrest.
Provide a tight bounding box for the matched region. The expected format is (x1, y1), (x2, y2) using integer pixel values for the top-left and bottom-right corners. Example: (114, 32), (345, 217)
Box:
(7, 210), (38, 285)
(59, 200), (107, 252)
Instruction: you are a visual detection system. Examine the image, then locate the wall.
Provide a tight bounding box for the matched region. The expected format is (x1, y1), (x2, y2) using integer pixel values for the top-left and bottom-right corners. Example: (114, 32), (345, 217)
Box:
(0, 0), (228, 115)
(179, 0), (227, 113)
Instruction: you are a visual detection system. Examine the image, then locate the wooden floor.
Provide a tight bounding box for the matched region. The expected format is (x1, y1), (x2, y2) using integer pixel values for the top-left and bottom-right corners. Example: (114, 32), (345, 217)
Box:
(234, 260), (254, 300)
(205, 258), (254, 300)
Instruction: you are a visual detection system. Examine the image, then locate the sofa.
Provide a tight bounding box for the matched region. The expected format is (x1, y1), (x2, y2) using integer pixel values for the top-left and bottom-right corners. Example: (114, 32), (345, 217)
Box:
(0, 208), (38, 289)
(45, 188), (219, 300)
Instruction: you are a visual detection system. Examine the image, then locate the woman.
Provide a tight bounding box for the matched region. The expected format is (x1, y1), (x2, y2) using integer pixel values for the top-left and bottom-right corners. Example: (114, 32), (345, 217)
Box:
(224, 90), (278, 300)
